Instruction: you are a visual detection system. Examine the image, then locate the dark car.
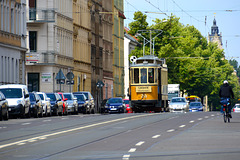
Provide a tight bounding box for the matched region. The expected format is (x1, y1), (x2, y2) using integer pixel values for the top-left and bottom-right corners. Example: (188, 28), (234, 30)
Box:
(100, 99), (108, 113)
(73, 94), (88, 113)
(0, 91), (9, 121)
(29, 92), (43, 118)
(73, 92), (95, 114)
(46, 93), (63, 116)
(189, 102), (203, 112)
(105, 97), (126, 113)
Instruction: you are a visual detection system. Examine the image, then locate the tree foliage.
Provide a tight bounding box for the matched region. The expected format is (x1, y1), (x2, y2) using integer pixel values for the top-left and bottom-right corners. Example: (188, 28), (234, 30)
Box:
(128, 12), (240, 108)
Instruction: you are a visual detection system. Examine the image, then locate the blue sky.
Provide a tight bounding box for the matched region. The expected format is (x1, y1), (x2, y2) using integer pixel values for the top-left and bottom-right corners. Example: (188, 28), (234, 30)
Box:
(124, 0), (240, 66)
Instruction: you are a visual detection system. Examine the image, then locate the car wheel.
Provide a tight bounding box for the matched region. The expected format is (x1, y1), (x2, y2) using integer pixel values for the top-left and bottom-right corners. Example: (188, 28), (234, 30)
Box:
(91, 108), (95, 114)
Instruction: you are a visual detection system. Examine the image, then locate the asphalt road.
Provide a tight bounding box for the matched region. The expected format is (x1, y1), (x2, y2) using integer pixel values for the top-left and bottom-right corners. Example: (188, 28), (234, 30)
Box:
(0, 112), (240, 160)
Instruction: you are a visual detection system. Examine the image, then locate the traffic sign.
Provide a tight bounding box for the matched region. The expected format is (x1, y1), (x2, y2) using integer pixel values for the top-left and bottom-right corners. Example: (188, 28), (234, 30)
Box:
(66, 72), (74, 80)
(66, 80), (74, 85)
(55, 69), (66, 80)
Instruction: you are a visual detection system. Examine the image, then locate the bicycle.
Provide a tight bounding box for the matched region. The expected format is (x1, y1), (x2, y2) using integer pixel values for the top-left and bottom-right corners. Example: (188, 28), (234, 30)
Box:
(220, 98), (231, 123)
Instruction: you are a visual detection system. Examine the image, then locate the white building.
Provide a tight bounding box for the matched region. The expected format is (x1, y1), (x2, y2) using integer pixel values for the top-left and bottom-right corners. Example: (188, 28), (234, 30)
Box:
(124, 29), (140, 98)
(0, 0), (27, 85)
(26, 0), (73, 92)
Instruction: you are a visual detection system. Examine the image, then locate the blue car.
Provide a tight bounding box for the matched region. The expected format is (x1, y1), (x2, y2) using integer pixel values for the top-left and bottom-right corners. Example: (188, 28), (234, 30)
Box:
(105, 97), (126, 113)
(73, 94), (89, 113)
(189, 102), (203, 112)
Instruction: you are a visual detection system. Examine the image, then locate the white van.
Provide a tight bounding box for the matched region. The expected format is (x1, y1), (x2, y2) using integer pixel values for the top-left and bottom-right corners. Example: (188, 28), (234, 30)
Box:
(0, 84), (30, 118)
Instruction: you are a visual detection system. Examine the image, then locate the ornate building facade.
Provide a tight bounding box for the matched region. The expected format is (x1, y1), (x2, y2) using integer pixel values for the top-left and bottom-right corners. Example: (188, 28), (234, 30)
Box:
(208, 17), (223, 49)
(0, 0), (27, 85)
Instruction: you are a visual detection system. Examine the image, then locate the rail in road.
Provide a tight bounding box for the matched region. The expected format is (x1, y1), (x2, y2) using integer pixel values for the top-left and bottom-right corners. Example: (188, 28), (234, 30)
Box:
(0, 112), (240, 160)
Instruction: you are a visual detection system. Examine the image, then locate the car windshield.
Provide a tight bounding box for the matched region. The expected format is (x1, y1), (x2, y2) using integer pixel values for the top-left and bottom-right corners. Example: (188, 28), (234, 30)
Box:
(190, 103), (201, 106)
(29, 94), (36, 101)
(75, 95), (85, 101)
(171, 98), (186, 103)
(0, 88), (22, 98)
(235, 104), (240, 108)
(38, 94), (44, 100)
(108, 98), (122, 103)
(82, 93), (89, 99)
(64, 94), (72, 100)
(123, 100), (129, 104)
(46, 94), (56, 101)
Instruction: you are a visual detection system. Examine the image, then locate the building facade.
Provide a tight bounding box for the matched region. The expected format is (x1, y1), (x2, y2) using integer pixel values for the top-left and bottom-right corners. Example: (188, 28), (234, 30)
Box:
(0, 0), (27, 85)
(72, 0), (92, 93)
(208, 17), (222, 49)
(26, 0), (73, 92)
(113, 0), (125, 97)
(124, 28), (140, 99)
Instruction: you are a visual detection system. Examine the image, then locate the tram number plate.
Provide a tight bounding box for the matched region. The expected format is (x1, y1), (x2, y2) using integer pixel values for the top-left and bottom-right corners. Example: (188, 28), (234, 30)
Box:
(136, 86), (152, 92)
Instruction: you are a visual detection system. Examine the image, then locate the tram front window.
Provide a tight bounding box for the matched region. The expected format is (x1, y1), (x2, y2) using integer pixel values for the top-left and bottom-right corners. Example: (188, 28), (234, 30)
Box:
(134, 68), (139, 83)
(148, 68), (154, 83)
(141, 69), (147, 83)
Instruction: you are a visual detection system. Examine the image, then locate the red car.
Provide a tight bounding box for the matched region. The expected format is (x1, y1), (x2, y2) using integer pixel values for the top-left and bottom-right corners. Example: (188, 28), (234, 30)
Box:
(58, 92), (68, 115)
(123, 99), (132, 113)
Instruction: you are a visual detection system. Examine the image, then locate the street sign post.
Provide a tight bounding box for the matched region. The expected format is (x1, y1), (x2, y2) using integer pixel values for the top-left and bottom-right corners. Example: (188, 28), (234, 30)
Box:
(55, 69), (66, 91)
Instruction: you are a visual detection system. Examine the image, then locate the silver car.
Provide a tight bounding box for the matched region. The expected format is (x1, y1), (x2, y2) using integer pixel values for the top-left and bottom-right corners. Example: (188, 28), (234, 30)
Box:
(169, 97), (189, 113)
(37, 92), (51, 116)
(63, 93), (78, 114)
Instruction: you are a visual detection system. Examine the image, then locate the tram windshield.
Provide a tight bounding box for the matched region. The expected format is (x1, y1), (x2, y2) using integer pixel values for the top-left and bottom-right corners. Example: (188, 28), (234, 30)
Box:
(131, 68), (156, 84)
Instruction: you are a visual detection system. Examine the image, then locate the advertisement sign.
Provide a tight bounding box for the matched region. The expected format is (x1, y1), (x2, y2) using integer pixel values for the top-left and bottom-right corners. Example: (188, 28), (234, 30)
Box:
(42, 73), (52, 82)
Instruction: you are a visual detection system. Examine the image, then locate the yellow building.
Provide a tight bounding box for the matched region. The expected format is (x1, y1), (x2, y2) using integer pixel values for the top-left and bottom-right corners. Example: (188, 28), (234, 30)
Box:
(72, 0), (92, 92)
(113, 0), (125, 97)
(0, 0), (27, 85)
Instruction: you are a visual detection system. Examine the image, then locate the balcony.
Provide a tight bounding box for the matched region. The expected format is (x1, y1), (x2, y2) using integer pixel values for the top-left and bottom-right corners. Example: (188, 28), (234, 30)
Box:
(27, 8), (55, 23)
(26, 52), (56, 65)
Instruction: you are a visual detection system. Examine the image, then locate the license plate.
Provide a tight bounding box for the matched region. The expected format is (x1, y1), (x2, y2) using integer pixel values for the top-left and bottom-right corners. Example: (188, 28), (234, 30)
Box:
(110, 108), (117, 110)
(8, 108), (11, 111)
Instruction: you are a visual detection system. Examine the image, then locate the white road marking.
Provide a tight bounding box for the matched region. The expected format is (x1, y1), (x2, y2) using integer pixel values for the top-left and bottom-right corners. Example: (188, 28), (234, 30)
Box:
(189, 120), (194, 123)
(167, 129), (175, 132)
(198, 118), (203, 120)
(211, 114), (215, 116)
(135, 141), (145, 146)
(123, 154), (130, 160)
(21, 123), (31, 125)
(205, 116), (209, 118)
(179, 125), (186, 128)
(152, 135), (161, 139)
(61, 118), (69, 120)
(28, 139), (37, 143)
(43, 119), (51, 122)
(17, 143), (25, 146)
(128, 148), (136, 152)
(0, 114), (154, 149)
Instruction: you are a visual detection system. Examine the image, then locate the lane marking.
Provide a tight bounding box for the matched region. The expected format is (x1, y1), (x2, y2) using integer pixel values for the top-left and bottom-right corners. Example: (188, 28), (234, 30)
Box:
(211, 114), (215, 117)
(21, 123), (31, 125)
(128, 148), (136, 152)
(198, 118), (203, 120)
(135, 141), (145, 146)
(189, 120), (194, 123)
(123, 154), (130, 160)
(43, 119), (51, 122)
(152, 135), (161, 139)
(179, 125), (186, 128)
(205, 116), (209, 118)
(0, 114), (155, 149)
(167, 129), (175, 132)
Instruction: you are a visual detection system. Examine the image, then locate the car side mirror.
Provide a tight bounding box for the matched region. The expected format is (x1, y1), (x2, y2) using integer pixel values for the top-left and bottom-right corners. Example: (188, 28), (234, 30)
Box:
(25, 94), (29, 98)
(73, 97), (77, 100)
(64, 98), (68, 101)
(46, 98), (50, 101)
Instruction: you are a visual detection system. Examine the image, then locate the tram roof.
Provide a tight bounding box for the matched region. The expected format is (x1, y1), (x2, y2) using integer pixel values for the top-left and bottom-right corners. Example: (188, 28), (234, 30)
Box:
(130, 55), (167, 67)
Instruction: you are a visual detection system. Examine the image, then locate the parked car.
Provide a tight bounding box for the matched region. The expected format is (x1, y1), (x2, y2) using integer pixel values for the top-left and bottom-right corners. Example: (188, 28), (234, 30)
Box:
(100, 99), (109, 113)
(189, 102), (203, 112)
(29, 92), (43, 118)
(0, 84), (30, 118)
(0, 91), (9, 121)
(73, 92), (95, 114)
(232, 103), (240, 113)
(63, 93), (78, 114)
(37, 92), (51, 116)
(105, 97), (126, 113)
(169, 97), (189, 113)
(73, 94), (88, 113)
(123, 99), (132, 113)
(58, 92), (68, 115)
(46, 93), (63, 116)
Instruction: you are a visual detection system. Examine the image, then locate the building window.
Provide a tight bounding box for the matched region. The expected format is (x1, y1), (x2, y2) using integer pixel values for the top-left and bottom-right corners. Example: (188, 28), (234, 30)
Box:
(29, 31), (37, 52)
(28, 73), (39, 92)
(11, 8), (14, 34)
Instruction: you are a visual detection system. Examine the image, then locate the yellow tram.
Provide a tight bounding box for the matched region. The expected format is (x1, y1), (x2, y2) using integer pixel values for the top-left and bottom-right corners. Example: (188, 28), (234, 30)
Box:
(129, 55), (168, 112)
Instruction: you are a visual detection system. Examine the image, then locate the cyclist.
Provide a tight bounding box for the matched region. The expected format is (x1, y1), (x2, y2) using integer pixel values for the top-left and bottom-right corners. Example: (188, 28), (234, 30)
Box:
(219, 80), (234, 118)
